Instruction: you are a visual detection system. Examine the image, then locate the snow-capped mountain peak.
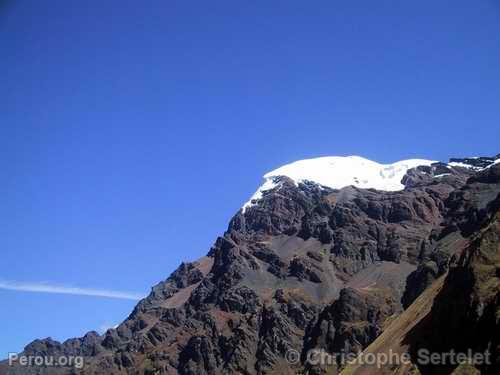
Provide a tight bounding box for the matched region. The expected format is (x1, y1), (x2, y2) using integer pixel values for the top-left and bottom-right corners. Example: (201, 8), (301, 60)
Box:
(243, 156), (436, 211)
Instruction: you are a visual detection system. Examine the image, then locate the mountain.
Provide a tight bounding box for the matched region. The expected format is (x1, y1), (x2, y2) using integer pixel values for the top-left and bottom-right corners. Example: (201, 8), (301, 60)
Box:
(2, 155), (499, 375)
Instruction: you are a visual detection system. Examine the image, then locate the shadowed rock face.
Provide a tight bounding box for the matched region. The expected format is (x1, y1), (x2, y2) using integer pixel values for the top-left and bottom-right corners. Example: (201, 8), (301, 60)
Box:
(3, 157), (500, 375)
(404, 195), (500, 375)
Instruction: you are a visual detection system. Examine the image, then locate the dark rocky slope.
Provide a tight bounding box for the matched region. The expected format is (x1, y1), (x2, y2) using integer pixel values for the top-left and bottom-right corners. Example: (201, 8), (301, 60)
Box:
(2, 156), (499, 375)
(341, 184), (500, 375)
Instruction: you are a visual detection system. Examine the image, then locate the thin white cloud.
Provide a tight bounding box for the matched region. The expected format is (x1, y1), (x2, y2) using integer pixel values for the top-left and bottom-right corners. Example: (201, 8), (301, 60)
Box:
(0, 280), (145, 301)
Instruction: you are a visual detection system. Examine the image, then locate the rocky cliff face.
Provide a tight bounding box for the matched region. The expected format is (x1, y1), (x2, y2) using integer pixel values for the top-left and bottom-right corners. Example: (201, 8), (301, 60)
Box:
(3, 155), (499, 375)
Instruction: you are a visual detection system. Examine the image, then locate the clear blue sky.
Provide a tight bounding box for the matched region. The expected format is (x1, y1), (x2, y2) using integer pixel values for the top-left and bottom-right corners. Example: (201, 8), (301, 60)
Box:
(1, 0), (499, 356)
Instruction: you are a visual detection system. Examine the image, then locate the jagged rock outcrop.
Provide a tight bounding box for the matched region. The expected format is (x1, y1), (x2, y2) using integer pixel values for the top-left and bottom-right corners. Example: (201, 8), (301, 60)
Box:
(341, 185), (500, 375)
(406, 194), (500, 375)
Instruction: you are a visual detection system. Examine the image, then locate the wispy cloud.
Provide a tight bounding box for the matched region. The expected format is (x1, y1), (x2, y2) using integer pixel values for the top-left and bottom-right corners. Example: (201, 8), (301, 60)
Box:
(0, 280), (145, 301)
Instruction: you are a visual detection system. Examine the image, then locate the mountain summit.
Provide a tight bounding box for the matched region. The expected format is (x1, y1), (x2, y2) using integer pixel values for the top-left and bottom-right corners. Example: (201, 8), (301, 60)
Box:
(3, 155), (500, 375)
(243, 156), (437, 211)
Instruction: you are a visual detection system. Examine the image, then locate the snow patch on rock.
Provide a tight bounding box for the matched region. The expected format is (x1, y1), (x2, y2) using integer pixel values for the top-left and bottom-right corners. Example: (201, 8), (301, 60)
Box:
(448, 162), (482, 170)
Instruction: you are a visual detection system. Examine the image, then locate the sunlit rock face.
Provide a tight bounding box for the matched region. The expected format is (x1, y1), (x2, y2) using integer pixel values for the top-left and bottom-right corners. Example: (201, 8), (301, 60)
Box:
(4, 155), (499, 375)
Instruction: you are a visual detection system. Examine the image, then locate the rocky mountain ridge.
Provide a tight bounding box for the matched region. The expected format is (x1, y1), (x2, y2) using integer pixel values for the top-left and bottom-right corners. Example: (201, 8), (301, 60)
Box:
(2, 155), (499, 375)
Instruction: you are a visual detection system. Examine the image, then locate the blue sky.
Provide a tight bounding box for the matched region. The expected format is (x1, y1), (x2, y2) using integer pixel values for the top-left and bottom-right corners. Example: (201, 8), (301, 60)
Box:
(1, 0), (499, 356)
